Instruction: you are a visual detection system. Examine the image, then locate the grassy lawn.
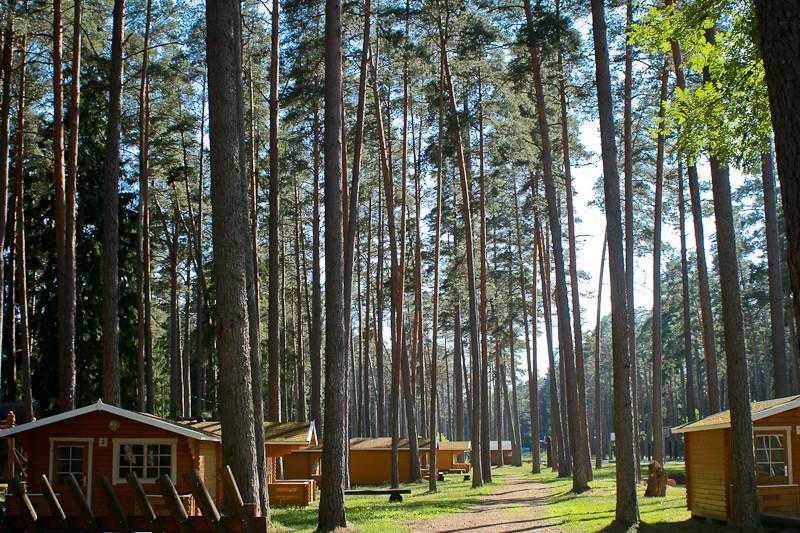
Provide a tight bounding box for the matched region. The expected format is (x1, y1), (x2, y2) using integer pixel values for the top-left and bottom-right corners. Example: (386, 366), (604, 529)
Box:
(512, 461), (729, 532)
(271, 467), (509, 532)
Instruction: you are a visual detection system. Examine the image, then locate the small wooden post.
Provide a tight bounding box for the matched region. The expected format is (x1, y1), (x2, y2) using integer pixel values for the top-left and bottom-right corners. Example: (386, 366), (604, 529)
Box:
(66, 473), (100, 533)
(222, 465), (254, 533)
(40, 474), (68, 528)
(158, 474), (195, 533)
(126, 472), (162, 533)
(99, 475), (133, 533)
(184, 469), (224, 533)
(9, 476), (41, 533)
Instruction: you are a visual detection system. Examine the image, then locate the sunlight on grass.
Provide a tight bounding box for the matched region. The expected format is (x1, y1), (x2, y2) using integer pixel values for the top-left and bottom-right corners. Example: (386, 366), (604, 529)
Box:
(514, 462), (729, 532)
(271, 466), (515, 532)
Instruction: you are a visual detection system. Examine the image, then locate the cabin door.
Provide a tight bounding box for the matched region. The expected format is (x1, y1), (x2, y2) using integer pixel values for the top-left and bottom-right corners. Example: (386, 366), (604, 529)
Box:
(51, 439), (93, 500)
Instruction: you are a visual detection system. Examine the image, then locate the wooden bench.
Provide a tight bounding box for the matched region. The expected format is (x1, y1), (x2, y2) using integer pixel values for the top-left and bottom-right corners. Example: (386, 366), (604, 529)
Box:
(268, 480), (315, 507)
(345, 488), (411, 503)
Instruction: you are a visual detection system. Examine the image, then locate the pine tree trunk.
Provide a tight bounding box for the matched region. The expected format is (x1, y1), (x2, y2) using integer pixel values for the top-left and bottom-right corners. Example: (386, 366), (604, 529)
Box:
(590, 0), (639, 523)
(136, 0), (152, 413)
(556, 0), (591, 479)
(376, 183), (385, 435)
(668, 33), (720, 413)
(206, 0), (266, 514)
(294, 180), (307, 421)
(429, 85), (443, 486)
(594, 232), (606, 469)
(523, 0), (588, 491)
(362, 196), (372, 434)
(761, 146), (788, 397)
(13, 39), (31, 422)
(677, 161), (697, 420)
(317, 0), (347, 526)
(754, 0), (800, 346)
(0, 2), (15, 398)
(477, 72), (492, 481)
(536, 213), (567, 477)
(267, 0), (281, 423)
(53, 0), (71, 413)
(651, 62), (668, 466)
(310, 106), (322, 430)
(514, 182), (539, 473)
(622, 1), (640, 480)
(101, 0), (124, 406)
(454, 304), (464, 442)
(63, 0), (78, 401)
(441, 24), (483, 487)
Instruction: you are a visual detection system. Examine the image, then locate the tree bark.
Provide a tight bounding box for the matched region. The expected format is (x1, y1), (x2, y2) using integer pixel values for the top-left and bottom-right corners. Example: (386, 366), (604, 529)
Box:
(53, 0), (71, 413)
(13, 38), (31, 422)
(477, 71), (492, 482)
(206, 0), (266, 515)
(677, 161), (697, 420)
(523, 0), (589, 491)
(668, 33), (720, 414)
(317, 0), (347, 526)
(754, 0), (800, 347)
(294, 179), (306, 421)
(594, 232), (607, 469)
(761, 146), (788, 397)
(267, 0), (281, 423)
(64, 0), (80, 409)
(136, 0), (152, 413)
(0, 2), (15, 401)
(454, 303), (464, 442)
(440, 20), (483, 487)
(310, 106), (322, 430)
(590, 0), (639, 523)
(428, 89), (442, 487)
(651, 62), (668, 465)
(101, 0), (124, 406)
(513, 181), (539, 473)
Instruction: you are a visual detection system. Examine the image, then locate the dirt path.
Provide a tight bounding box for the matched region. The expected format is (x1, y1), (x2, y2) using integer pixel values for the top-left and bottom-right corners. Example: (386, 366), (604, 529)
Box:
(405, 473), (564, 532)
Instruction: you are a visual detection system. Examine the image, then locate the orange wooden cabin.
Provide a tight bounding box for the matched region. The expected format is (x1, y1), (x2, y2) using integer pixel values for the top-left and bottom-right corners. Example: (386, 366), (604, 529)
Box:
(435, 441), (471, 472)
(349, 437), (432, 485)
(673, 395), (800, 522)
(0, 401), (319, 515)
(489, 440), (512, 465)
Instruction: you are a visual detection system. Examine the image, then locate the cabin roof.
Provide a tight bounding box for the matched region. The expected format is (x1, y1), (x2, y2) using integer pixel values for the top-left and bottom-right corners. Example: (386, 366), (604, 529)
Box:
(438, 440), (471, 451)
(177, 419), (316, 445)
(672, 395), (800, 434)
(0, 400), (220, 441)
(349, 437), (433, 450)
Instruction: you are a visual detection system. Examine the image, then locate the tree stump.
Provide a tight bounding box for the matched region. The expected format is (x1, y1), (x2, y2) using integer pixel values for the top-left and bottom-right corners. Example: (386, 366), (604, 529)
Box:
(644, 460), (667, 497)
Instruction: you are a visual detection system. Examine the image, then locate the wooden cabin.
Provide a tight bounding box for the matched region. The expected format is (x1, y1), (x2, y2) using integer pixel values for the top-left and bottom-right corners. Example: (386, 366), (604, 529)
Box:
(0, 401), (319, 515)
(0, 400), (221, 519)
(177, 418), (318, 507)
(673, 395), (800, 522)
(349, 437), (432, 485)
(489, 440), (512, 465)
(436, 441), (471, 472)
(283, 444), (322, 484)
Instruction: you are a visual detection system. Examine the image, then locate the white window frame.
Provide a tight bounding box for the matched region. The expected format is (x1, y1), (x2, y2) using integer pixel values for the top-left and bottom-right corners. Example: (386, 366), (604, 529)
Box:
(111, 438), (177, 485)
(48, 438), (94, 504)
(754, 426), (794, 487)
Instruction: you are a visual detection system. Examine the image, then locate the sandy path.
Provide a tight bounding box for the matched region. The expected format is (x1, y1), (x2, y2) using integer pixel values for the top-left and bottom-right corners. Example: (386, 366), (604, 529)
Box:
(405, 473), (564, 532)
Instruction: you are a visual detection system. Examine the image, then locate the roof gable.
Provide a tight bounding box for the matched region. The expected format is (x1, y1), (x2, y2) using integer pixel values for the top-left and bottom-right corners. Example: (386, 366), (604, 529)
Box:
(0, 401), (220, 441)
(672, 395), (800, 434)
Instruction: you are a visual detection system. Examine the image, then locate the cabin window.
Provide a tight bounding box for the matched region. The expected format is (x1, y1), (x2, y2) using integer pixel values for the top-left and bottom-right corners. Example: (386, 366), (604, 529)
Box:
(755, 433), (788, 484)
(56, 445), (85, 486)
(113, 439), (176, 484)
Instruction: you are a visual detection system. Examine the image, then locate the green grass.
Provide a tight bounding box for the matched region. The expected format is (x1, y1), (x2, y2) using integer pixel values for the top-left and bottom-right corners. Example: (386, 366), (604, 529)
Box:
(271, 467), (511, 532)
(512, 462), (729, 532)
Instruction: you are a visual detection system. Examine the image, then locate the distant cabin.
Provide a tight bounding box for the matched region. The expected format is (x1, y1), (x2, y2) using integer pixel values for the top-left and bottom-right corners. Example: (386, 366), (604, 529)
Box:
(673, 395), (800, 521)
(0, 401), (317, 516)
(434, 441), (471, 472)
(349, 437), (432, 485)
(489, 440), (513, 465)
